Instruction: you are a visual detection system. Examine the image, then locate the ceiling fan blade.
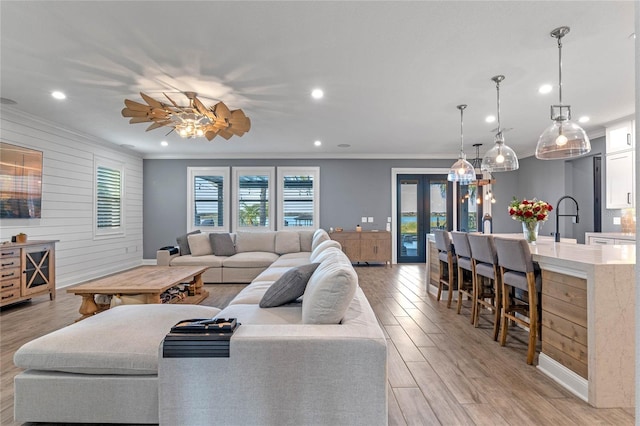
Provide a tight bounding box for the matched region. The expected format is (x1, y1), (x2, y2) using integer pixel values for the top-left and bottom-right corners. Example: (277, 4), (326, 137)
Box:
(124, 99), (152, 112)
(121, 108), (148, 118)
(204, 130), (218, 141)
(192, 96), (210, 116)
(149, 108), (171, 119)
(229, 110), (251, 134)
(217, 128), (234, 140)
(129, 116), (152, 124)
(145, 121), (173, 132)
(163, 93), (181, 108)
(213, 102), (231, 119)
(140, 92), (163, 109)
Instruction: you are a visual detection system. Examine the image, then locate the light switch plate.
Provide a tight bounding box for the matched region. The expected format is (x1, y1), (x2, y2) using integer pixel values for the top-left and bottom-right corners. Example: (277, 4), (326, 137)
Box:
(613, 217), (621, 225)
(367, 217), (374, 222)
(361, 217), (367, 224)
(387, 217), (391, 223)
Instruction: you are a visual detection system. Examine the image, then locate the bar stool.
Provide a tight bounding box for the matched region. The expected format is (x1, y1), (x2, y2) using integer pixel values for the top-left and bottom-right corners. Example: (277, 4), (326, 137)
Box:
(450, 231), (475, 321)
(467, 234), (501, 340)
(433, 230), (456, 308)
(494, 237), (542, 365)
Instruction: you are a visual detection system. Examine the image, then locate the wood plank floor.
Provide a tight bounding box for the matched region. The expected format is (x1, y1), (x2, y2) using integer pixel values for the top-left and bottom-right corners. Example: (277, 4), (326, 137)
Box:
(0, 264), (634, 425)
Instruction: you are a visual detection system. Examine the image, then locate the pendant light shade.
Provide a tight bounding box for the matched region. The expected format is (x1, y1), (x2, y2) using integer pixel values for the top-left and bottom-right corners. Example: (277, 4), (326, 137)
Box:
(448, 104), (476, 184)
(481, 75), (519, 172)
(536, 26), (590, 160)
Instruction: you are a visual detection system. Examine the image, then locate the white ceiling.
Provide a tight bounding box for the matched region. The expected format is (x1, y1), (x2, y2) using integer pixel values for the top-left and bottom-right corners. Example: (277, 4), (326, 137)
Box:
(0, 1), (636, 160)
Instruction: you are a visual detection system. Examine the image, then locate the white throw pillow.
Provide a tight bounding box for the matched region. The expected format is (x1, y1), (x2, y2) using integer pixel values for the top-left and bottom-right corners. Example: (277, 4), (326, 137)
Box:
(302, 258), (357, 324)
(309, 239), (341, 262)
(187, 233), (213, 256)
(311, 229), (330, 251)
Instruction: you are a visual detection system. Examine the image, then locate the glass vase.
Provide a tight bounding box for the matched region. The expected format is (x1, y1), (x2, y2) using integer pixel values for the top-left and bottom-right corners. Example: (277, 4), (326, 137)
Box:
(522, 221), (539, 245)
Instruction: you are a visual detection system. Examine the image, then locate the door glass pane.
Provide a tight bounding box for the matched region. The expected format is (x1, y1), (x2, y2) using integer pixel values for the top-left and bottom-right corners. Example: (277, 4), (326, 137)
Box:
(238, 175), (270, 227)
(430, 181), (448, 230)
(400, 180), (418, 257)
(459, 183), (480, 232)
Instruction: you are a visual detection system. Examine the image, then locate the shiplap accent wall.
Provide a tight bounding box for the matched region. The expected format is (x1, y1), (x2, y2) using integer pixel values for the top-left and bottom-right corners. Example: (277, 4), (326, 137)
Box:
(0, 108), (143, 288)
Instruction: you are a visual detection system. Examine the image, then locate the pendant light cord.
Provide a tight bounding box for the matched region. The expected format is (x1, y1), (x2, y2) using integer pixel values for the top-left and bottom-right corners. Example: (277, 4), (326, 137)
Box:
(557, 34), (563, 105)
(459, 105), (465, 155)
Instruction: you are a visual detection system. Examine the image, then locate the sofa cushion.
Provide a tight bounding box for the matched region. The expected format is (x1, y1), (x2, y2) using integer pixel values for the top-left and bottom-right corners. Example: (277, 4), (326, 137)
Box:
(228, 281), (275, 305)
(302, 255), (358, 324)
(254, 266), (295, 282)
(177, 230), (201, 255)
(170, 254), (226, 268)
(187, 233), (213, 256)
(216, 303), (303, 324)
(235, 231), (276, 253)
(309, 240), (342, 262)
(311, 229), (330, 251)
(299, 230), (315, 252)
(270, 252), (312, 268)
(275, 231), (301, 254)
(223, 252), (280, 268)
(210, 233), (236, 256)
(13, 304), (221, 375)
(310, 247), (343, 265)
(260, 263), (320, 308)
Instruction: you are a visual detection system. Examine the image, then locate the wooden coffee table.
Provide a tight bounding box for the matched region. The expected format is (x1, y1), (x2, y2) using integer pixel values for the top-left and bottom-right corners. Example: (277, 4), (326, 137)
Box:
(67, 266), (209, 321)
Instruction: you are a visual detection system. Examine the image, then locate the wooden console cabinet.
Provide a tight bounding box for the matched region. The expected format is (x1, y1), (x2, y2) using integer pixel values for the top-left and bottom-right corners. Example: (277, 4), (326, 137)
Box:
(1, 240), (57, 307)
(330, 231), (391, 266)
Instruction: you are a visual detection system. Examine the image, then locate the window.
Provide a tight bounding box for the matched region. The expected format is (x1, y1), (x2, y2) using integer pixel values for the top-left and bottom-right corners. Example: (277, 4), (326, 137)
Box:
(94, 157), (124, 238)
(232, 167), (275, 231)
(277, 167), (319, 230)
(187, 167), (230, 232)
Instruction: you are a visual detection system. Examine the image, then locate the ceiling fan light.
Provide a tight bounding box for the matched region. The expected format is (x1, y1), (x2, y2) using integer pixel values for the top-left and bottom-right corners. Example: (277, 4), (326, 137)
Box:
(536, 119), (590, 159)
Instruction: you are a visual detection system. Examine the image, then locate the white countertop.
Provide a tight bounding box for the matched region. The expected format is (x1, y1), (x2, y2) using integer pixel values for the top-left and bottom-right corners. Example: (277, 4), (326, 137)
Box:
(584, 232), (636, 240)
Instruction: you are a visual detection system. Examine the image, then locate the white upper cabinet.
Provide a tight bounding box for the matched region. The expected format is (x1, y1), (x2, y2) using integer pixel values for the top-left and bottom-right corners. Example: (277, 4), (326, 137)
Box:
(606, 120), (635, 154)
(605, 120), (636, 209)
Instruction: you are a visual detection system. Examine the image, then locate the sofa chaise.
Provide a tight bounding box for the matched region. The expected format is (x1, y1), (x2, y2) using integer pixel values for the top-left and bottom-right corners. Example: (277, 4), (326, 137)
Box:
(13, 229), (388, 425)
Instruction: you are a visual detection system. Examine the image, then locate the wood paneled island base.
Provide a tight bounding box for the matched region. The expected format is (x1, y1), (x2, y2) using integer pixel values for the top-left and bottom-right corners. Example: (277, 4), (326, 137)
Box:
(67, 266), (209, 321)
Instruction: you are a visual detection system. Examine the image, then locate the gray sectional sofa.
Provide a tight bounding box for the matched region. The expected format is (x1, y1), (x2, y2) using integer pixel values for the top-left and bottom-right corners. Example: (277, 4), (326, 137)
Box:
(14, 229), (388, 425)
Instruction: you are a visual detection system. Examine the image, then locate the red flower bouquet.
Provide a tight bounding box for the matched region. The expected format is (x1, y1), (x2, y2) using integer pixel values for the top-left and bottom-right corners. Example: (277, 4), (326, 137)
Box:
(508, 197), (553, 223)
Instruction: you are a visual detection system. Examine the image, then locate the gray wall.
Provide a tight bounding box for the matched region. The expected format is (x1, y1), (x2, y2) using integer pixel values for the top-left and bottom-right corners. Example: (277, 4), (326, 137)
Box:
(143, 135), (623, 257)
(143, 158), (453, 258)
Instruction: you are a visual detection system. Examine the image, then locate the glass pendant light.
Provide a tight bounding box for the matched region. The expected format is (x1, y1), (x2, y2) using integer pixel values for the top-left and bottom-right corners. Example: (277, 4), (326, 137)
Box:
(481, 75), (519, 172)
(536, 26), (590, 159)
(448, 104), (476, 184)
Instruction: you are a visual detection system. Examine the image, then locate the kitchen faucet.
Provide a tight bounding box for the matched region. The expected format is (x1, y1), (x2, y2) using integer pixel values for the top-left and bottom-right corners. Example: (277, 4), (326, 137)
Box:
(555, 195), (579, 242)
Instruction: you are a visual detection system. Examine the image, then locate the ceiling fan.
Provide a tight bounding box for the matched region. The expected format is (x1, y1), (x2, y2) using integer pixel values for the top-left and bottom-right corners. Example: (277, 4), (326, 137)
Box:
(121, 91), (251, 141)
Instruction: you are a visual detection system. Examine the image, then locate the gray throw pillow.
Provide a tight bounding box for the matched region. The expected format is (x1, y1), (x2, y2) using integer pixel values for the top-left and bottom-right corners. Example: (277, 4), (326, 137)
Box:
(209, 233), (236, 256)
(260, 263), (320, 308)
(176, 230), (201, 255)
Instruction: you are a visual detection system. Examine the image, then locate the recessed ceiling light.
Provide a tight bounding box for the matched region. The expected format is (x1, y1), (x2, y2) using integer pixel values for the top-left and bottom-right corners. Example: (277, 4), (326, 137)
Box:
(337, 143), (351, 148)
(485, 115), (496, 123)
(51, 91), (66, 100)
(161, 141), (169, 147)
(538, 84), (553, 94)
(314, 140), (322, 147)
(578, 116), (590, 123)
(311, 89), (324, 99)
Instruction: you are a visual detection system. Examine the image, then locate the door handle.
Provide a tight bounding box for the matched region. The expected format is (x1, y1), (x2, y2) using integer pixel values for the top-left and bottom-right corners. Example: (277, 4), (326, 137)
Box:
(627, 133), (632, 146)
(628, 192), (632, 204)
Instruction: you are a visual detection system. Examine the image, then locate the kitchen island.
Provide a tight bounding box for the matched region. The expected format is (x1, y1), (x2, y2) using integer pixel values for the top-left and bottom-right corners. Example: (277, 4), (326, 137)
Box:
(426, 234), (635, 408)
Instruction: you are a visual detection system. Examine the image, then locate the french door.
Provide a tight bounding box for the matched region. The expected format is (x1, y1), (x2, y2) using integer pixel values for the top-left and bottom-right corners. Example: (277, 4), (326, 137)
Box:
(397, 174), (452, 263)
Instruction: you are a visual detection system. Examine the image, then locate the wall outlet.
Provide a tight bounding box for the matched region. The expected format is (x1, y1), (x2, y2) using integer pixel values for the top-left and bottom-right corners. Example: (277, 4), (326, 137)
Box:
(367, 217), (374, 223)
(613, 217), (621, 225)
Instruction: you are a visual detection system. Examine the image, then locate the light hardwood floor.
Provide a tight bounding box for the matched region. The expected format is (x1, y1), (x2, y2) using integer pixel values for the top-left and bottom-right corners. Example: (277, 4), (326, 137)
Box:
(0, 264), (634, 425)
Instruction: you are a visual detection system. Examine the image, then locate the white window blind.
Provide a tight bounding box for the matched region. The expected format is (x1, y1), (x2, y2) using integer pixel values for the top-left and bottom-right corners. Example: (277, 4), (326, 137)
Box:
(94, 158), (124, 238)
(187, 167), (230, 231)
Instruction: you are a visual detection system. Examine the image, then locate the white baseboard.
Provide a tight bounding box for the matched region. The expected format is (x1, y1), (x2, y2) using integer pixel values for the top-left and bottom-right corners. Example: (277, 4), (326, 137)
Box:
(141, 258), (157, 266)
(537, 353), (588, 402)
